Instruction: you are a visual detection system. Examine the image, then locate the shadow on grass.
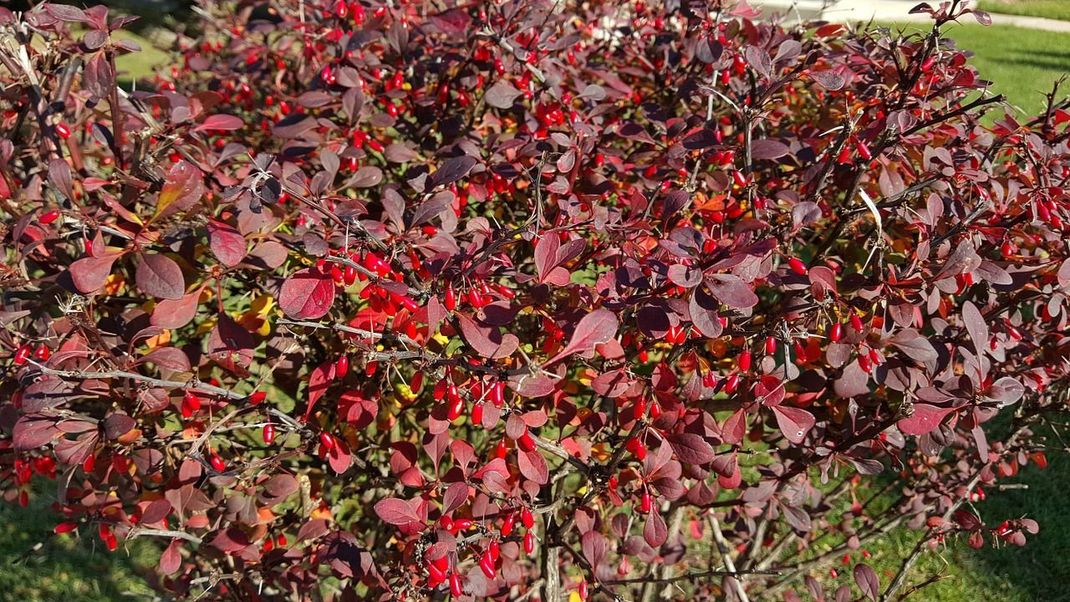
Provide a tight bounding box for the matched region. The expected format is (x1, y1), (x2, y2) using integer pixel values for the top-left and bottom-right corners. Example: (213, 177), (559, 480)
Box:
(981, 54), (1070, 73)
(0, 490), (159, 602)
(966, 452), (1070, 602)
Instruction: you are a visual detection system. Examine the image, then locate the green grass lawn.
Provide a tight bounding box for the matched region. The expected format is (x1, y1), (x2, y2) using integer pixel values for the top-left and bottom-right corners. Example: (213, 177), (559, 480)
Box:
(0, 491), (159, 602)
(113, 30), (170, 83)
(977, 0), (1070, 22)
(884, 22), (1070, 118)
(860, 451), (1070, 601)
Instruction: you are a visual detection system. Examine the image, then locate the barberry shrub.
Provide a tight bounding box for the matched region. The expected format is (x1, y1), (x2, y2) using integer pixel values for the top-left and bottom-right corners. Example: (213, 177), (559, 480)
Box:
(1, 0), (1069, 599)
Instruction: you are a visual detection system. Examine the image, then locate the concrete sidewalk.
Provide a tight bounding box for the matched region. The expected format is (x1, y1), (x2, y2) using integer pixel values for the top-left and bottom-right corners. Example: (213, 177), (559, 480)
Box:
(752, 0), (1070, 32)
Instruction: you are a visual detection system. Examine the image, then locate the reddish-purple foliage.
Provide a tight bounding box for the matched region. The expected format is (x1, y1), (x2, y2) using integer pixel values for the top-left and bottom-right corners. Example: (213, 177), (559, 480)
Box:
(1, 0), (1069, 600)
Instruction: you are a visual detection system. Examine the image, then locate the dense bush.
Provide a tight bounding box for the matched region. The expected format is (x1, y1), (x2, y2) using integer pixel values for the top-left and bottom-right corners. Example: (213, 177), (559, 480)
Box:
(2, 0), (1070, 599)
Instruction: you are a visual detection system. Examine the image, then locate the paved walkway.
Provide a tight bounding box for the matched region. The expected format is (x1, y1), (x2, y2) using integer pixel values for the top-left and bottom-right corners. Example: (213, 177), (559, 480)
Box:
(752, 0), (1070, 32)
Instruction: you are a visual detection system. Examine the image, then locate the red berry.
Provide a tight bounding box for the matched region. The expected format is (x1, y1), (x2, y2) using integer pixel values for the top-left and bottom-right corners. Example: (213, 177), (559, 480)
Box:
(431, 554), (449, 573)
(836, 145), (853, 165)
(850, 313), (864, 331)
(209, 453), (226, 472)
(518, 431), (535, 452)
(523, 531), (535, 554)
(724, 373), (740, 394)
(626, 436), (647, 460)
(447, 395), (464, 421)
(428, 561), (446, 584)
(633, 397), (646, 419)
(489, 381), (505, 407)
(858, 354), (872, 373)
(521, 507), (534, 529)
(788, 257), (807, 275)
(39, 210), (61, 225)
(649, 402), (662, 419)
(830, 322), (843, 343)
(335, 355), (349, 378)
(444, 285), (457, 311)
(433, 381), (447, 401)
(479, 551), (496, 579)
(449, 573), (463, 597)
(640, 491), (652, 513)
(54, 521), (78, 534)
(12, 344), (31, 366)
(182, 390), (202, 417)
(765, 336), (777, 355)
(262, 423), (276, 444)
(738, 350), (752, 372)
(501, 512), (515, 536)
(55, 122), (71, 140)
(319, 432), (336, 451)
(855, 138), (872, 161)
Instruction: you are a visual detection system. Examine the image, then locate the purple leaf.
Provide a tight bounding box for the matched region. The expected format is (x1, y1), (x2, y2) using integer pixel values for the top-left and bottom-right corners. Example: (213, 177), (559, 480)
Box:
(751, 139), (790, 160)
(194, 114), (243, 132)
(681, 128), (719, 149)
(151, 289), (201, 329)
(156, 160), (205, 218)
(208, 221), (247, 267)
(771, 406), (815, 444)
(457, 313), (519, 359)
(705, 274), (759, 309)
(518, 449), (549, 484)
(429, 155), (478, 189)
(971, 9), (992, 25)
(1058, 258), (1070, 288)
(689, 287), (723, 338)
(544, 309), (619, 366)
(853, 563), (879, 601)
(442, 481), (469, 514)
(898, 404), (956, 436)
(890, 329), (938, 363)
(644, 510), (667, 547)
(279, 268), (336, 319)
(961, 300), (989, 359)
(985, 377), (1025, 406)
(68, 254), (119, 293)
(810, 69), (846, 90)
(581, 531), (607, 568)
(159, 540), (182, 575)
(485, 80), (521, 109)
(136, 253), (185, 300)
(374, 497), (422, 526)
(667, 433), (715, 464)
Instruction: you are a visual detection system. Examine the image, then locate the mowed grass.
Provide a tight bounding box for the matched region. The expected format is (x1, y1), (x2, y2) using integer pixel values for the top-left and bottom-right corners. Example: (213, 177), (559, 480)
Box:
(113, 29), (170, 83)
(856, 451), (1070, 601)
(977, 0), (1070, 22)
(883, 22), (1070, 117)
(0, 490), (159, 602)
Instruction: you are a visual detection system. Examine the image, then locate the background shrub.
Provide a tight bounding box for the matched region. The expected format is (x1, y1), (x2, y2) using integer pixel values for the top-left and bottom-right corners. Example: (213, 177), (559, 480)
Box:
(1, 0), (1069, 600)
